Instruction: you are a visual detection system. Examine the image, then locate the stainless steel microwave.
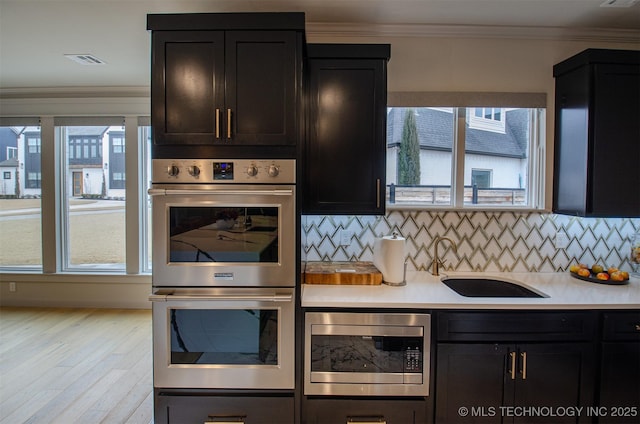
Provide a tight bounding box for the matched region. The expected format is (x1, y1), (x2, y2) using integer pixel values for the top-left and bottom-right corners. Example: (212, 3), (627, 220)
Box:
(304, 312), (431, 396)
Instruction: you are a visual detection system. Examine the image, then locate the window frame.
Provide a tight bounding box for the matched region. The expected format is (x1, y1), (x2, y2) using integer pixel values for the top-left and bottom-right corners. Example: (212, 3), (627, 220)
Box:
(386, 92), (546, 212)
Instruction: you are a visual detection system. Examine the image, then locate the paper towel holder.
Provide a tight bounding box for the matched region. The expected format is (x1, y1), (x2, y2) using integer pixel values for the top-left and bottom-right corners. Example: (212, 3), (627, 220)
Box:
(384, 233), (407, 286)
(383, 258), (408, 287)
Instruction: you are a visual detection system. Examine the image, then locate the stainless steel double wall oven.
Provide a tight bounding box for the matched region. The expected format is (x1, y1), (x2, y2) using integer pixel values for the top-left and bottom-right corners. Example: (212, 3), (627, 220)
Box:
(150, 158), (296, 390)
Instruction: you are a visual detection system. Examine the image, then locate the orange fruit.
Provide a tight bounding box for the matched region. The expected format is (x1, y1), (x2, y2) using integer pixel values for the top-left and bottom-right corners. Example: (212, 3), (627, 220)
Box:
(596, 272), (609, 281)
(577, 268), (591, 278)
(610, 271), (625, 282)
(607, 267), (619, 275)
(620, 271), (630, 280)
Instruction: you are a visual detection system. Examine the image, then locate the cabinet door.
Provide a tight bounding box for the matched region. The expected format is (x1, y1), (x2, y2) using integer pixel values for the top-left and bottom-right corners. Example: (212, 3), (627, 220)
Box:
(590, 64), (640, 217)
(436, 343), (514, 423)
(600, 342), (640, 424)
(513, 343), (595, 424)
(155, 393), (295, 424)
(304, 58), (386, 214)
(225, 31), (298, 145)
(151, 31), (225, 145)
(304, 397), (427, 424)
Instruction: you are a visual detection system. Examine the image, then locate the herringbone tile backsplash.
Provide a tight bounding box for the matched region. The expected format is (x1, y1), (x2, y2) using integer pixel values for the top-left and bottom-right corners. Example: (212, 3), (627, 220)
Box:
(302, 212), (640, 273)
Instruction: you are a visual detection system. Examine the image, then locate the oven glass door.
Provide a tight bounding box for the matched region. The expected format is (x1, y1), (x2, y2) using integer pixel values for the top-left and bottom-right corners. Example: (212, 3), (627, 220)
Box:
(152, 288), (295, 389)
(150, 184), (295, 287)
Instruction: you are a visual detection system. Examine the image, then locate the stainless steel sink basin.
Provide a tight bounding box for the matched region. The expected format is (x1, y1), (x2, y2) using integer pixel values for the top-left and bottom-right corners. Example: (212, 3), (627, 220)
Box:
(441, 276), (546, 298)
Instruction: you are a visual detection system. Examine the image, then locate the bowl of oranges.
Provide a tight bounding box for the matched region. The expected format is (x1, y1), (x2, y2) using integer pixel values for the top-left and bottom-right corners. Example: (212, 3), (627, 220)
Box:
(569, 263), (630, 285)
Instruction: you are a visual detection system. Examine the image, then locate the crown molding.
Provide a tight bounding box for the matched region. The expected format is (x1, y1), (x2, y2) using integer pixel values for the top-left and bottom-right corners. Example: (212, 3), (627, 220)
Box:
(0, 86), (150, 99)
(306, 22), (640, 43)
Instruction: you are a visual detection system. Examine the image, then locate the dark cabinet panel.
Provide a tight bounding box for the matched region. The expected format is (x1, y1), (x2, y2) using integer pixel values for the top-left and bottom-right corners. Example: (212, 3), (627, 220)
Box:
(155, 392), (295, 424)
(152, 31), (225, 143)
(553, 49), (640, 217)
(435, 343), (512, 423)
(148, 13), (303, 156)
(599, 312), (640, 424)
(226, 31), (298, 145)
(304, 397), (427, 424)
(435, 311), (597, 424)
(303, 44), (390, 215)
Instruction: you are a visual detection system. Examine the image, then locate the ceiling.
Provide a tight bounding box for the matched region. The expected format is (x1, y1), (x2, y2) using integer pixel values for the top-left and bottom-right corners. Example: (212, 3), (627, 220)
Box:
(1, 0), (639, 90)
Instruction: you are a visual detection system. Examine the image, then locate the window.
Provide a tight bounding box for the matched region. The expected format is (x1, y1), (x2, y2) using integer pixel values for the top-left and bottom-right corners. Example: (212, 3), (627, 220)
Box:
(386, 102), (544, 209)
(0, 124), (43, 269)
(58, 123), (126, 271)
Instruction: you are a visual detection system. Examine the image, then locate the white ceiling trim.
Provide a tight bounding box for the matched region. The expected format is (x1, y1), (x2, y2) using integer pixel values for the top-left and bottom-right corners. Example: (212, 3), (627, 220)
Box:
(306, 22), (640, 43)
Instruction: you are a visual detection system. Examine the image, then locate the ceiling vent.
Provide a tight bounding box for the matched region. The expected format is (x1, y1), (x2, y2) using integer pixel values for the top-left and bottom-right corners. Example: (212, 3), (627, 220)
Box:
(600, 0), (639, 7)
(64, 54), (107, 65)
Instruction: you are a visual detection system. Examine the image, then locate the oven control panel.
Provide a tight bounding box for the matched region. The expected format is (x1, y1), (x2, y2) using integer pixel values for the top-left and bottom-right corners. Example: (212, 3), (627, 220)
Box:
(152, 159), (296, 184)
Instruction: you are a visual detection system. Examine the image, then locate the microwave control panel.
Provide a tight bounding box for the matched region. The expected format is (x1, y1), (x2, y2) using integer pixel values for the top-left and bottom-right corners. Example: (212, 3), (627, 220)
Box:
(404, 347), (422, 372)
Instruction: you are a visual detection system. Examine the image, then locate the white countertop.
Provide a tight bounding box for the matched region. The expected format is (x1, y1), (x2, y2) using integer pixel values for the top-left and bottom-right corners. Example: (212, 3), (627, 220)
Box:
(301, 271), (640, 310)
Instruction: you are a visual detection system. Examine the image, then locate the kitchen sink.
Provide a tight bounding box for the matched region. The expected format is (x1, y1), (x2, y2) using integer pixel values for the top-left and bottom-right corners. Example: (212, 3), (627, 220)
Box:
(441, 276), (546, 298)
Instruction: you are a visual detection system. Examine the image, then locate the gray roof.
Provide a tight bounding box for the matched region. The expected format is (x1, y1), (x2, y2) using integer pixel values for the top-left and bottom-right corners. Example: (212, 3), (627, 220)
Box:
(387, 108), (528, 158)
(67, 126), (109, 137)
(0, 158), (18, 167)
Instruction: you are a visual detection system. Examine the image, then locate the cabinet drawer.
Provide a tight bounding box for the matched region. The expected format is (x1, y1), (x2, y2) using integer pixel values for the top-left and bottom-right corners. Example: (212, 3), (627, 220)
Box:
(603, 311), (640, 341)
(155, 392), (294, 424)
(437, 311), (598, 342)
(304, 398), (427, 424)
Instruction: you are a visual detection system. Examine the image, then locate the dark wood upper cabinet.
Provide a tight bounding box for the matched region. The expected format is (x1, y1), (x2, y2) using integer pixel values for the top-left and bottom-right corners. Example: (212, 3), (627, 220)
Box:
(553, 49), (640, 217)
(303, 44), (390, 215)
(148, 13), (304, 157)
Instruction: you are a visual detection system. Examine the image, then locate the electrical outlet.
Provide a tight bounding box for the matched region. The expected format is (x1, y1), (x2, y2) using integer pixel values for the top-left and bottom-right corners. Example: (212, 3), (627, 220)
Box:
(9, 282), (16, 292)
(340, 230), (354, 246)
(555, 231), (569, 249)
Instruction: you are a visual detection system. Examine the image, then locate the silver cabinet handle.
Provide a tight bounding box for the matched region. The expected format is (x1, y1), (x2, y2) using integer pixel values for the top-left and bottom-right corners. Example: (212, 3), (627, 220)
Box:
(148, 188), (293, 196)
(347, 417), (386, 424)
(227, 108), (232, 139)
(205, 416), (245, 424)
(149, 293), (293, 302)
(521, 351), (527, 380)
(215, 108), (220, 139)
(509, 351), (517, 380)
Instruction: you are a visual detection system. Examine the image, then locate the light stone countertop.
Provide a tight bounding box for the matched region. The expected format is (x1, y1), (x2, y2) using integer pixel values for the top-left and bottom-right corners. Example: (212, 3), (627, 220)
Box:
(301, 271), (640, 310)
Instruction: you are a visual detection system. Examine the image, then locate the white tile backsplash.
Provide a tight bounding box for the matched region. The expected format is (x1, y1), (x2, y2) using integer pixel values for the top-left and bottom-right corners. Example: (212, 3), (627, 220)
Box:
(302, 211), (640, 273)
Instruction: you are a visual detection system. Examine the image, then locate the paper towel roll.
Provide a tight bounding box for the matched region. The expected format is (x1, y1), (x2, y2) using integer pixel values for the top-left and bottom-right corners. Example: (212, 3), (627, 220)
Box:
(373, 232), (406, 286)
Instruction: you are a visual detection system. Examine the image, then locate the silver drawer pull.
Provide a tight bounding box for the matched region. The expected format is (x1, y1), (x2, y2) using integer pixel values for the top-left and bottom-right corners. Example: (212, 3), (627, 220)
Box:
(635, 324), (640, 331)
(205, 415), (245, 424)
(347, 417), (386, 424)
(149, 293), (293, 302)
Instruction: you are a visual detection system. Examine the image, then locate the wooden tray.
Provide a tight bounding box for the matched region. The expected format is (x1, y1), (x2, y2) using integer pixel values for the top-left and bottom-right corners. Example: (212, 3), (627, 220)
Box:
(570, 272), (629, 285)
(304, 261), (382, 285)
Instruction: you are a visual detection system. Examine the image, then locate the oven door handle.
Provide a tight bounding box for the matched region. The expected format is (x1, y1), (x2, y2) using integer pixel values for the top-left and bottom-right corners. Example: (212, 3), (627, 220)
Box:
(149, 293), (293, 302)
(148, 188), (293, 196)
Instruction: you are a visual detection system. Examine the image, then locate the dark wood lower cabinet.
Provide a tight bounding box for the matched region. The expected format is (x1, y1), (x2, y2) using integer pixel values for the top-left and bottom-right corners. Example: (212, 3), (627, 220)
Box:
(303, 397), (428, 424)
(599, 311), (640, 424)
(436, 342), (596, 424)
(154, 391), (295, 424)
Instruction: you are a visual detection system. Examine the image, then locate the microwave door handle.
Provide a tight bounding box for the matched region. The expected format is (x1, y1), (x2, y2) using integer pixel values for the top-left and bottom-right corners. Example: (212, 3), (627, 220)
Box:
(149, 293), (293, 302)
(148, 188), (293, 196)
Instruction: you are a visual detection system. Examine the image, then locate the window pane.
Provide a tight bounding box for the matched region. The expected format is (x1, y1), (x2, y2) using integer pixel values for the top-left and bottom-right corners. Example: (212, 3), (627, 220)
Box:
(464, 108), (531, 206)
(387, 107), (454, 205)
(0, 126), (42, 268)
(59, 125), (125, 270)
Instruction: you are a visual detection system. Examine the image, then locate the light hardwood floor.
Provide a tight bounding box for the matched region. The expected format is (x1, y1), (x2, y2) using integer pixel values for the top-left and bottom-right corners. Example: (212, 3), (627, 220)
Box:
(0, 307), (153, 424)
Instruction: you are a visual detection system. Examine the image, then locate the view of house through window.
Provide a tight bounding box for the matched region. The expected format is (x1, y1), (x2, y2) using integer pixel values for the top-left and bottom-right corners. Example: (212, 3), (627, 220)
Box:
(0, 125), (43, 268)
(58, 125), (127, 270)
(386, 107), (544, 208)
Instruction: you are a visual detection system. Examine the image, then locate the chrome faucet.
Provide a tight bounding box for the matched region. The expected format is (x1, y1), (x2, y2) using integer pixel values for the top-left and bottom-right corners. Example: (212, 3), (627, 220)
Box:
(431, 236), (457, 276)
